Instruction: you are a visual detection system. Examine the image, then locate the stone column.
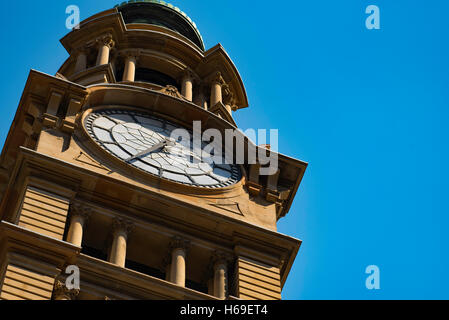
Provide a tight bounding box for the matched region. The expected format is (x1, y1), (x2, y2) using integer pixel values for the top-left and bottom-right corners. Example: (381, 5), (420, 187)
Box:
(96, 34), (115, 66)
(109, 218), (133, 268)
(193, 85), (208, 110)
(211, 251), (233, 299)
(181, 71), (194, 101)
(169, 237), (190, 287)
(122, 52), (139, 82)
(66, 204), (91, 247)
(214, 262), (228, 299)
(210, 72), (225, 106)
(73, 47), (88, 74)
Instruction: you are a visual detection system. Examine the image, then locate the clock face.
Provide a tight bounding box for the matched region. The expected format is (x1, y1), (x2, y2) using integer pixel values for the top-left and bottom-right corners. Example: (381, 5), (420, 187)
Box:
(85, 109), (241, 188)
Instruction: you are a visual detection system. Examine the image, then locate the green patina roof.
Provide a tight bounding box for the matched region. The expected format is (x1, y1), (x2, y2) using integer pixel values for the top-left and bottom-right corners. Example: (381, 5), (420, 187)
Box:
(114, 0), (204, 50)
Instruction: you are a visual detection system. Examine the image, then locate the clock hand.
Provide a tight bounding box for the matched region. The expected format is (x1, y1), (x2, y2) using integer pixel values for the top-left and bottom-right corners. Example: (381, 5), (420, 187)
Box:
(125, 140), (168, 162)
(162, 142), (203, 161)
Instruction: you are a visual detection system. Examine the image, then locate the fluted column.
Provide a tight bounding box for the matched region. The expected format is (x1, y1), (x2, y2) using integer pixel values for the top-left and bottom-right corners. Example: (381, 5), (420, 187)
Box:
(210, 72), (225, 106)
(73, 47), (88, 74)
(66, 204), (91, 247)
(181, 71), (194, 101)
(109, 218), (133, 268)
(169, 237), (190, 287)
(96, 34), (115, 66)
(122, 52), (139, 82)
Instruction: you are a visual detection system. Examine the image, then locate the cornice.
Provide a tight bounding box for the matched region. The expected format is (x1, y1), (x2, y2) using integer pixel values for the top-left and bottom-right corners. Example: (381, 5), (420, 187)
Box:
(0, 221), (81, 269)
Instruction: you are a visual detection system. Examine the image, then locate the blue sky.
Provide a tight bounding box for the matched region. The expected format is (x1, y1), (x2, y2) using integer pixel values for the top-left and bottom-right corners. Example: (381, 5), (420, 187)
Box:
(1, 0), (449, 300)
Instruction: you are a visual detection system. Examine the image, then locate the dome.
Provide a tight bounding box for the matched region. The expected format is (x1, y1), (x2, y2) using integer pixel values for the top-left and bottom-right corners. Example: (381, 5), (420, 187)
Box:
(114, 0), (205, 51)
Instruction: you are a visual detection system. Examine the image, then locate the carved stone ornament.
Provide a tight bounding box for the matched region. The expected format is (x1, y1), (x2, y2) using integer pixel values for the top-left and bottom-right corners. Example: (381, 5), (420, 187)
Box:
(211, 250), (234, 267)
(69, 203), (92, 223)
(160, 85), (185, 99)
(112, 217), (134, 236)
(223, 87), (235, 106)
(169, 236), (191, 252)
(97, 34), (115, 49)
(53, 279), (80, 300)
(211, 71), (225, 86)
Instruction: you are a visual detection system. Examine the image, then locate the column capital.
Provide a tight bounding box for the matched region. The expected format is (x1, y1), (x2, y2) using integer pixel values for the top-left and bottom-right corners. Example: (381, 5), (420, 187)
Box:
(206, 250), (234, 277)
(53, 279), (79, 300)
(211, 250), (234, 268)
(70, 203), (92, 222)
(182, 69), (194, 79)
(210, 71), (225, 86)
(96, 33), (115, 49)
(169, 236), (190, 252)
(180, 69), (199, 83)
(112, 217), (134, 237)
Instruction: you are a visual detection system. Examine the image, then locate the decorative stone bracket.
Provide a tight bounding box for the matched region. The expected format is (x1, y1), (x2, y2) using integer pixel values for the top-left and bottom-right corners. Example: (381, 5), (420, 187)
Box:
(41, 86), (87, 134)
(53, 278), (80, 300)
(245, 163), (292, 218)
(159, 85), (186, 100)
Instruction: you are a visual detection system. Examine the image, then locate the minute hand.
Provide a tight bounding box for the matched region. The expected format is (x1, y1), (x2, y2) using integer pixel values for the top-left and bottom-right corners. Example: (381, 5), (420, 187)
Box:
(125, 141), (167, 162)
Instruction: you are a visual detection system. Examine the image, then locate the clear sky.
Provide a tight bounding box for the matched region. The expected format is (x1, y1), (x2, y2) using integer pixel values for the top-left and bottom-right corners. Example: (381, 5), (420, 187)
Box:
(1, 0), (449, 300)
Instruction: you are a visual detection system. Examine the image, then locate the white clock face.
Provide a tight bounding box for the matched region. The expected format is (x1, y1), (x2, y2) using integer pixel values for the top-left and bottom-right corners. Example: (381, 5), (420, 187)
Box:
(85, 109), (241, 188)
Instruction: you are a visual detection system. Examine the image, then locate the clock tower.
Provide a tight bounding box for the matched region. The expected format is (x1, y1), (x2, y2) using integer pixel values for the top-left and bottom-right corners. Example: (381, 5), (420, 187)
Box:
(0, 1), (307, 300)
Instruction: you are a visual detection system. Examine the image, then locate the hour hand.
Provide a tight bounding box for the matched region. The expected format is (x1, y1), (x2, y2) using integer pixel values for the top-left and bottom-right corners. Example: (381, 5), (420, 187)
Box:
(125, 141), (167, 162)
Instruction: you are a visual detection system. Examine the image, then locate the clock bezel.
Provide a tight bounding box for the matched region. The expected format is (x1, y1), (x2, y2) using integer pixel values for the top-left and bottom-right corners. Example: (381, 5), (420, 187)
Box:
(81, 106), (244, 190)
